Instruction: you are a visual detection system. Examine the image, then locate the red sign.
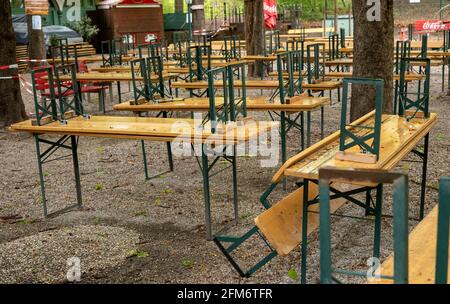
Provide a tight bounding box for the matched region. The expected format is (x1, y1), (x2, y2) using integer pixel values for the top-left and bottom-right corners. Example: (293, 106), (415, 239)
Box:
(415, 20), (450, 33)
(264, 0), (277, 29)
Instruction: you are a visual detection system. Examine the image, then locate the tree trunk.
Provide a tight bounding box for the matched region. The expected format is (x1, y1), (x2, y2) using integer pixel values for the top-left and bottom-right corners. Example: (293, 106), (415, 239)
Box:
(175, 0), (184, 13)
(350, 0), (394, 121)
(26, 14), (46, 69)
(192, 0), (205, 32)
(244, 0), (264, 77)
(0, 0), (28, 127)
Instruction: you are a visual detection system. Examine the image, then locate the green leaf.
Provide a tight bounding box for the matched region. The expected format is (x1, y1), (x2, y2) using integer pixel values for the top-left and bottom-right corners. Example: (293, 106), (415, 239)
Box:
(287, 268), (298, 282)
(95, 182), (103, 191)
(436, 134), (447, 141)
(162, 189), (173, 194)
(128, 249), (149, 258)
(134, 210), (147, 217)
(182, 259), (194, 269)
(96, 147), (105, 154)
(18, 219), (34, 225)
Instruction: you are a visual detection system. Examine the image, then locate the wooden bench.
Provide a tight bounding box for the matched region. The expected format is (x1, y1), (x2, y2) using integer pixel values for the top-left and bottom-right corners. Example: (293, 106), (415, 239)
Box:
(255, 184), (346, 256)
(214, 182), (347, 277)
(10, 115), (278, 240)
(171, 80), (283, 90)
(113, 95), (329, 113)
(324, 72), (425, 82)
(369, 205), (448, 284)
(302, 80), (342, 91)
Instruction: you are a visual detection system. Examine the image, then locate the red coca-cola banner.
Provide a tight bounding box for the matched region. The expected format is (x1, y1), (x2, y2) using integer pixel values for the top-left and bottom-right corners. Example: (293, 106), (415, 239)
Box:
(264, 0), (277, 29)
(415, 19), (450, 33)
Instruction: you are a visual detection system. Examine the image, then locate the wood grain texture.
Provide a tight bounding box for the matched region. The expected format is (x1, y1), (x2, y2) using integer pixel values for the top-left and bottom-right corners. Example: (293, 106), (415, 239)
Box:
(9, 115), (278, 143)
(113, 95), (329, 112)
(368, 206), (448, 284)
(255, 184), (346, 256)
(271, 111), (436, 183)
(282, 113), (437, 181)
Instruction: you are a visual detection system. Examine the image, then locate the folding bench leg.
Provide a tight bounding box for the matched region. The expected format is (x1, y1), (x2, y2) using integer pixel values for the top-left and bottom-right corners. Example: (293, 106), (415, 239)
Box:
(140, 140), (173, 181)
(320, 106), (324, 140)
(34, 134), (83, 218)
(162, 111), (174, 171)
(214, 226), (278, 277)
(419, 133), (429, 220)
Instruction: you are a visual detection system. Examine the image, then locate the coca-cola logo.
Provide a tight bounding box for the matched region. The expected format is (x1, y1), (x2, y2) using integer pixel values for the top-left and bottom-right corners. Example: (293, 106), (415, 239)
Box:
(423, 21), (445, 30)
(416, 19), (450, 32)
(263, 3), (277, 14)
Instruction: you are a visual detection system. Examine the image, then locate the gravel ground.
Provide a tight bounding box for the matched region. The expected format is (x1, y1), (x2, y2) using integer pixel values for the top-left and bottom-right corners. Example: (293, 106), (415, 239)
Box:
(0, 66), (449, 284)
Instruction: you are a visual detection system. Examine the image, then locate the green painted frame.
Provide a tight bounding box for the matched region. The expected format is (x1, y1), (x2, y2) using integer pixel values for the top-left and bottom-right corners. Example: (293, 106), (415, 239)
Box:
(339, 77), (384, 160)
(319, 167), (409, 284)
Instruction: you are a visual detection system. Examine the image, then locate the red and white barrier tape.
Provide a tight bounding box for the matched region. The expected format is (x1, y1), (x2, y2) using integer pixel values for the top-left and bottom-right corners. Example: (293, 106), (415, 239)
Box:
(0, 64), (18, 70)
(17, 59), (49, 63)
(0, 63), (19, 80)
(18, 74), (42, 98)
(0, 76), (19, 80)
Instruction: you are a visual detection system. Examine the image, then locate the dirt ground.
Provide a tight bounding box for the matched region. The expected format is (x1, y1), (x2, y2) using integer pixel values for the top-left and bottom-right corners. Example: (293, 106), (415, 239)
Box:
(0, 65), (449, 284)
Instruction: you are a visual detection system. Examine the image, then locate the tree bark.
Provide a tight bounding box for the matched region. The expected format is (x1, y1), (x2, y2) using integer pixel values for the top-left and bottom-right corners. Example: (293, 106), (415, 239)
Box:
(0, 0), (28, 127)
(26, 14), (46, 69)
(192, 0), (205, 32)
(244, 0), (265, 77)
(175, 0), (184, 13)
(350, 0), (394, 121)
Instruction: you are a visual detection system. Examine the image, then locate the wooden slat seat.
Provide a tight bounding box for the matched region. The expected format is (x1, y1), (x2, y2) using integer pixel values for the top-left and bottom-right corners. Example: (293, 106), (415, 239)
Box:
(302, 80), (342, 91)
(255, 184), (346, 256)
(9, 115), (278, 143)
(324, 72), (425, 82)
(46, 72), (178, 83)
(171, 80), (283, 89)
(369, 205), (449, 284)
(325, 59), (353, 66)
(113, 95), (329, 112)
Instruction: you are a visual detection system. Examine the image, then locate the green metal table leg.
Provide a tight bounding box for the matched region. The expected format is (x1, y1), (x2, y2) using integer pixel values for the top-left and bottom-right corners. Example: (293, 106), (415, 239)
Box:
(300, 179), (309, 284)
(373, 183), (383, 259)
(319, 179), (332, 284)
(70, 135), (82, 208)
(393, 175), (409, 284)
(34, 134), (48, 217)
(117, 81), (122, 103)
(442, 59), (445, 92)
(419, 133), (429, 220)
(141, 140), (150, 180)
(306, 111), (311, 147)
(163, 111), (174, 171)
(201, 144), (213, 240)
(435, 177), (450, 284)
(300, 112), (305, 150)
(232, 145), (238, 222)
(320, 106), (324, 139)
(280, 111), (287, 165)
